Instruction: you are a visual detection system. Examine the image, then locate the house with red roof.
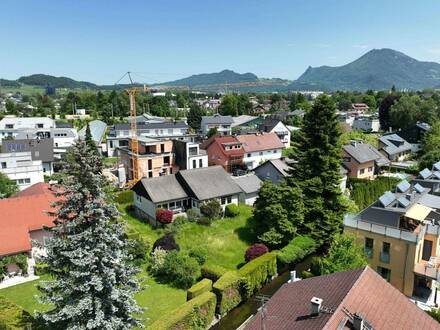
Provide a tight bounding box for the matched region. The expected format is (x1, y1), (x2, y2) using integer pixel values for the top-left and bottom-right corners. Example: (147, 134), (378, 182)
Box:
(237, 132), (285, 170)
(0, 182), (58, 280)
(201, 135), (244, 173)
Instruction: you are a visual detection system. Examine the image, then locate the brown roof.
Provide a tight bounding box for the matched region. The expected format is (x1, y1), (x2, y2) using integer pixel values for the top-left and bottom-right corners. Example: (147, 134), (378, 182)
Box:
(236, 132), (284, 153)
(244, 266), (439, 330)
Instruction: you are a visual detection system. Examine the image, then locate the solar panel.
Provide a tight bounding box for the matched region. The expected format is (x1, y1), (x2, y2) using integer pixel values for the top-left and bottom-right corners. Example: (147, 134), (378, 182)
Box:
(397, 196), (410, 208)
(419, 168), (432, 180)
(396, 180), (410, 193)
(433, 171), (440, 180)
(434, 161), (440, 171)
(414, 183), (425, 194)
(379, 191), (396, 207)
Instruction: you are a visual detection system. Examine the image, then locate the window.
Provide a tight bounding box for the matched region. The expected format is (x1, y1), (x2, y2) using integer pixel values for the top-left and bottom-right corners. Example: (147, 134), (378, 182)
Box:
(380, 242), (390, 263)
(273, 150), (276, 153)
(360, 168), (365, 174)
(199, 159), (203, 168)
(221, 197), (226, 205)
(109, 141), (113, 148)
(364, 237), (374, 258)
(368, 166), (373, 172)
(168, 129), (173, 135)
(227, 196), (232, 203)
(259, 152), (263, 156)
(247, 153), (251, 157)
(169, 202), (176, 208)
(377, 266), (391, 282)
(161, 144), (165, 153)
(422, 239), (433, 261)
(163, 156), (170, 165)
(5, 124), (14, 129)
(36, 123), (44, 128)
(176, 201), (182, 207)
(148, 171), (153, 178)
(193, 159), (197, 168)
(1, 162), (6, 169)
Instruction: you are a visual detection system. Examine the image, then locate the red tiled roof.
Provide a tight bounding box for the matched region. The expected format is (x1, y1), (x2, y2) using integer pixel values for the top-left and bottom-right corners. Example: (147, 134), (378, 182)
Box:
(237, 132), (284, 153)
(208, 136), (244, 157)
(0, 183), (59, 256)
(245, 266), (439, 330)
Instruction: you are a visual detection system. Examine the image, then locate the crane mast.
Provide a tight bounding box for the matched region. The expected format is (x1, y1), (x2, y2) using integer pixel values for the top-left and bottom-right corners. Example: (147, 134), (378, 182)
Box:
(128, 88), (140, 183)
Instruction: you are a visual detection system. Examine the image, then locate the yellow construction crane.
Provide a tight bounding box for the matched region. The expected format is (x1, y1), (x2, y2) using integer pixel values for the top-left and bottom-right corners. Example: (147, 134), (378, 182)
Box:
(116, 72), (149, 188)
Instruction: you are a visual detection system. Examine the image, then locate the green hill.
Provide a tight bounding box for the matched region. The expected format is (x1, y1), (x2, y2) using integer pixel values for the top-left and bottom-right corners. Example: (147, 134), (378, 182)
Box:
(17, 74), (97, 89)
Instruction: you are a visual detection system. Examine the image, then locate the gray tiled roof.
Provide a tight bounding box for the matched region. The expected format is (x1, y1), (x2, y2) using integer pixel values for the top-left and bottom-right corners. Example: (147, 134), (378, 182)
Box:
(113, 121), (188, 130)
(379, 134), (412, 156)
(201, 115), (233, 125)
(343, 143), (381, 164)
(232, 174), (262, 194)
(139, 175), (188, 203)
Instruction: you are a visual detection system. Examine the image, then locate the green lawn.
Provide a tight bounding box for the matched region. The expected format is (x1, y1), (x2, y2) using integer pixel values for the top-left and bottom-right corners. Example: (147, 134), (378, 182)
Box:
(1, 204), (255, 326)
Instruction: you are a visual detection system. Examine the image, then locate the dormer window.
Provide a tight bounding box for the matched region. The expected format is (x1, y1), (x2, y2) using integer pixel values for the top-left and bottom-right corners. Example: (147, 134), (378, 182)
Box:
(5, 124), (13, 129)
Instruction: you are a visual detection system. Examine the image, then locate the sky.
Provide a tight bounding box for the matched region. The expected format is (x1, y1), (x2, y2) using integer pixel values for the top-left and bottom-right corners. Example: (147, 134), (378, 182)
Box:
(1, 0), (440, 85)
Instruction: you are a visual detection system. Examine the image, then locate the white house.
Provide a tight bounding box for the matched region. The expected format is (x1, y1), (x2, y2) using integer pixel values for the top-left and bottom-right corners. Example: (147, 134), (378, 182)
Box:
(173, 140), (208, 170)
(237, 133), (285, 170)
(200, 115), (233, 136)
(352, 117), (380, 132)
(0, 116), (55, 141)
(0, 152), (44, 190)
(232, 174), (262, 205)
(258, 118), (291, 148)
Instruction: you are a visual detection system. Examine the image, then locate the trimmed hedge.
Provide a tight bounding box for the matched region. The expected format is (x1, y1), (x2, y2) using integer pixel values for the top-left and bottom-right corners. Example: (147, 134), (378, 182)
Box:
(238, 252), (277, 298)
(0, 295), (34, 329)
(187, 278), (213, 301)
(148, 291), (216, 330)
(276, 236), (318, 266)
(201, 264), (227, 282)
(225, 204), (240, 217)
(348, 176), (400, 209)
(212, 271), (243, 315)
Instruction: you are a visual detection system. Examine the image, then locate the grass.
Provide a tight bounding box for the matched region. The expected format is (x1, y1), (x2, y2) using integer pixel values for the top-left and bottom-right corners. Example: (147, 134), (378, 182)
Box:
(103, 157), (119, 168)
(0, 86), (45, 95)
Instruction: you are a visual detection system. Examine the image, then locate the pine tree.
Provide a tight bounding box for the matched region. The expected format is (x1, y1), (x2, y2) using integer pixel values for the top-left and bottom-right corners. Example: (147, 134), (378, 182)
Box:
(37, 140), (142, 329)
(288, 94), (346, 246)
(84, 123), (101, 159)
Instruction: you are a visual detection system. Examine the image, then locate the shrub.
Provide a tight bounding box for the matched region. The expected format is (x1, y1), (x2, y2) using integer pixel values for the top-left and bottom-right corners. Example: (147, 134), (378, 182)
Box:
(201, 264), (227, 282)
(127, 236), (150, 262)
(186, 208), (199, 222)
(213, 271), (243, 315)
(187, 278), (213, 300)
(33, 262), (49, 276)
(0, 295), (35, 329)
(156, 209), (174, 225)
(197, 216), (212, 226)
(276, 236), (317, 266)
(114, 190), (133, 204)
(238, 252), (277, 298)
(153, 234), (180, 252)
(148, 291), (216, 330)
(0, 254), (28, 279)
(161, 251), (201, 289)
(151, 247), (168, 275)
(245, 243), (269, 262)
(200, 199), (222, 219)
(189, 247), (208, 266)
(225, 204), (240, 217)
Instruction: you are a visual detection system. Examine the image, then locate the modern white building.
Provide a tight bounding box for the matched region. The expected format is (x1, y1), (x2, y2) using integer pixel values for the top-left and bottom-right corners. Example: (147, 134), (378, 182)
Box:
(258, 118), (291, 148)
(0, 116), (55, 140)
(173, 140), (208, 170)
(201, 115), (233, 136)
(0, 152), (44, 190)
(352, 117), (380, 132)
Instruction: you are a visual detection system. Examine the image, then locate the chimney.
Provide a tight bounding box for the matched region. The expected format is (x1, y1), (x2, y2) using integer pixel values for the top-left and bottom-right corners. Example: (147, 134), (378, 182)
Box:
(352, 313), (364, 330)
(310, 297), (322, 316)
(288, 271), (300, 283)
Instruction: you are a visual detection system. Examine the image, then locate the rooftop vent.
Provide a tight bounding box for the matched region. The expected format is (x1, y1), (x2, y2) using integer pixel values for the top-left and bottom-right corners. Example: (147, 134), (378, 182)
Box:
(310, 297), (323, 316)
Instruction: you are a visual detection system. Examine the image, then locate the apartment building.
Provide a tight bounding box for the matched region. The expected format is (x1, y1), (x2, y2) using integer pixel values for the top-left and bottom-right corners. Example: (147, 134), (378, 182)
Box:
(173, 140), (208, 170)
(0, 152), (44, 190)
(119, 137), (177, 180)
(237, 133), (284, 170)
(0, 117), (55, 141)
(344, 179), (440, 303)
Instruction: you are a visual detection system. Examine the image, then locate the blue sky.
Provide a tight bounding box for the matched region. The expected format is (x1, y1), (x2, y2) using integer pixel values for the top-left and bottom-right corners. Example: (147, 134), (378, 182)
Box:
(1, 0), (440, 84)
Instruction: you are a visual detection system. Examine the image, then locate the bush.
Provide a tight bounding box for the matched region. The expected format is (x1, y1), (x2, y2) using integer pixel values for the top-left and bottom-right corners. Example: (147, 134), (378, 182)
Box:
(200, 199), (222, 219)
(238, 252), (277, 298)
(197, 216), (212, 226)
(114, 190), (133, 204)
(148, 291), (216, 330)
(127, 236), (150, 262)
(161, 251), (201, 289)
(153, 234), (180, 252)
(212, 271), (243, 315)
(186, 208), (199, 222)
(189, 247), (208, 266)
(245, 243), (269, 262)
(201, 264), (227, 282)
(0, 254), (28, 279)
(156, 209), (174, 225)
(187, 278), (213, 301)
(33, 263), (49, 276)
(151, 248), (168, 275)
(225, 204), (240, 217)
(0, 295), (35, 329)
(276, 236), (317, 266)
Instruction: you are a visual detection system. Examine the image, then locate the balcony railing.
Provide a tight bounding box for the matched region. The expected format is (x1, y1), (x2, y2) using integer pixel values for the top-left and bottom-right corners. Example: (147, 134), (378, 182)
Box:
(414, 261), (440, 281)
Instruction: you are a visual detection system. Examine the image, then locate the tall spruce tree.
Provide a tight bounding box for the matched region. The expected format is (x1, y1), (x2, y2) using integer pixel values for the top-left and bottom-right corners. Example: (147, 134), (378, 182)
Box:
(37, 140), (142, 329)
(288, 94), (346, 245)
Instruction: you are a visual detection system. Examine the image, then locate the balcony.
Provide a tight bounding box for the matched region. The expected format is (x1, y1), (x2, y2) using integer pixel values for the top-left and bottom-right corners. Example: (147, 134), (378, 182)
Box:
(414, 258), (440, 281)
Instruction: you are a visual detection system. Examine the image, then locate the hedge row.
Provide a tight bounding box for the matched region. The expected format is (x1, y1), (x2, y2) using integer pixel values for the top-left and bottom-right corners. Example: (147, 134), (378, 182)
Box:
(201, 264), (227, 282)
(187, 278), (213, 301)
(238, 252), (277, 298)
(212, 271), (243, 315)
(276, 236), (318, 266)
(148, 291), (216, 330)
(348, 176), (400, 209)
(0, 295), (35, 329)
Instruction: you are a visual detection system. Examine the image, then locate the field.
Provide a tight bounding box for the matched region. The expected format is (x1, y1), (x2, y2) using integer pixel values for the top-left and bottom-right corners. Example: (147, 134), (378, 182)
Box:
(0, 203), (255, 327)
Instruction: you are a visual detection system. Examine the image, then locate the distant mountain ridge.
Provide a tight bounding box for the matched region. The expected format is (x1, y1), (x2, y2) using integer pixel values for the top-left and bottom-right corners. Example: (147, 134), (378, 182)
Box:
(289, 48), (440, 91)
(17, 74), (98, 89)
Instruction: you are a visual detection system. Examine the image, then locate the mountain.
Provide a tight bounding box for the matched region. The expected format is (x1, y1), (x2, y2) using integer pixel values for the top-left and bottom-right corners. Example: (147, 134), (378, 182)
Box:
(0, 78), (20, 87)
(17, 74), (98, 89)
(289, 48), (440, 91)
(157, 69), (259, 87)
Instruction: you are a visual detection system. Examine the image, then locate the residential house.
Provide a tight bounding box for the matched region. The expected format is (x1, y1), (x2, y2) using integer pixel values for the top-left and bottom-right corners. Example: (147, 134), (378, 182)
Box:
(131, 165), (242, 223)
(351, 103), (370, 112)
(232, 174), (262, 205)
(0, 152), (44, 190)
(119, 137), (177, 180)
(258, 117), (291, 147)
(0, 116), (55, 141)
(201, 135), (244, 173)
(131, 113), (165, 125)
(200, 115), (233, 136)
(396, 122), (431, 152)
(352, 116), (380, 132)
(2, 138), (55, 175)
(254, 158), (290, 184)
(344, 180), (440, 301)
(244, 266), (439, 330)
(231, 115), (261, 129)
(237, 133), (285, 170)
(106, 121), (192, 157)
(251, 104), (268, 115)
(343, 141), (390, 179)
(173, 140), (208, 170)
(0, 183), (59, 280)
(379, 134), (412, 161)
(412, 162), (440, 193)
